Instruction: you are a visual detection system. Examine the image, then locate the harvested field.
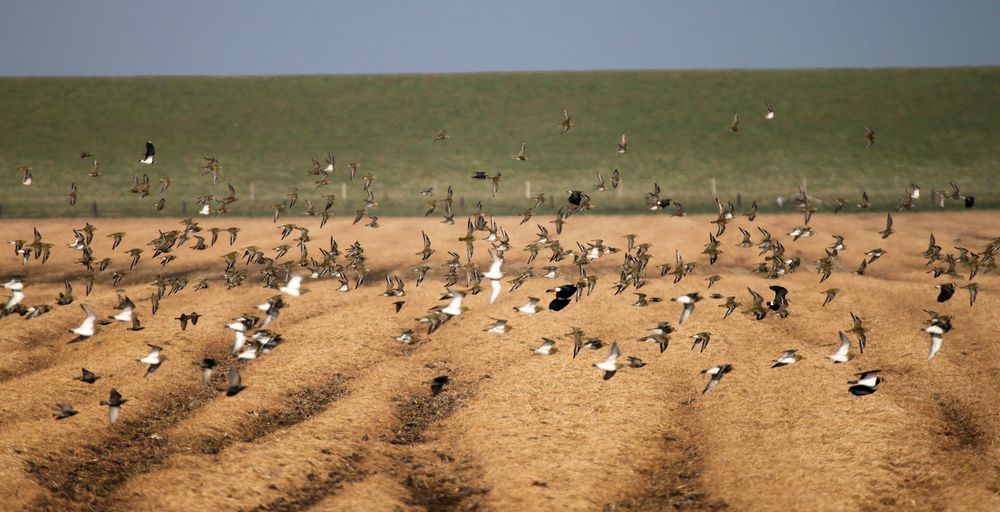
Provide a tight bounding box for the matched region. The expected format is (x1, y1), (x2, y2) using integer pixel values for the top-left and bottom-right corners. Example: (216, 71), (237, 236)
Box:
(1, 211), (999, 511)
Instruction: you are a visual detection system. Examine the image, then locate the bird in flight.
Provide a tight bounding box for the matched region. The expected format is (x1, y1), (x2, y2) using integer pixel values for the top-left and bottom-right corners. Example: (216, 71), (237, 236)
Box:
(140, 140), (155, 164)
(560, 108), (573, 134)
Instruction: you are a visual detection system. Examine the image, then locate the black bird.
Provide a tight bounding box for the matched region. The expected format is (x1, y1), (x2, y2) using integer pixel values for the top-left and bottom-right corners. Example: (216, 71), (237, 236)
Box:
(176, 312), (201, 330)
(768, 285), (789, 313)
(936, 283), (956, 303)
(546, 284), (578, 311)
(226, 366), (246, 396)
(74, 368), (100, 384)
(431, 375), (450, 396)
(567, 190), (589, 207)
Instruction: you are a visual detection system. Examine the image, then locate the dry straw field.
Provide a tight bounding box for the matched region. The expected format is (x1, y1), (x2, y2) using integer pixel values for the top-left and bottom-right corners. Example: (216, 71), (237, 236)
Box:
(1, 210), (998, 511)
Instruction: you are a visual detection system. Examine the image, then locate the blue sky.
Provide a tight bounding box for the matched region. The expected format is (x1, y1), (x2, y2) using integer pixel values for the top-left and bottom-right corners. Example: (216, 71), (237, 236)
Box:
(1, 1), (997, 76)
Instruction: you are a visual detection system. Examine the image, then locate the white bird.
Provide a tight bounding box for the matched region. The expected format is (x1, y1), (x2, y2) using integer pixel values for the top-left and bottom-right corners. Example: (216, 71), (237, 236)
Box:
(764, 101), (775, 120)
(68, 304), (97, 343)
(139, 344), (163, 378)
(514, 297), (543, 314)
(441, 290), (465, 316)
(593, 342), (621, 380)
(279, 274), (305, 297)
(3, 278), (25, 313)
(671, 293), (702, 324)
(771, 349), (803, 368)
(533, 338), (557, 355)
(484, 318), (511, 334)
(237, 344), (259, 360)
(394, 329), (414, 344)
(198, 204), (211, 215)
(112, 295), (136, 322)
(826, 332), (853, 363)
(482, 253), (504, 280)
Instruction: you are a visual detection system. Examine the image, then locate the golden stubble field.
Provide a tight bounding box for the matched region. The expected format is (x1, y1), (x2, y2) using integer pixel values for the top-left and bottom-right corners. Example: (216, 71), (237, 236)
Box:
(0, 211), (998, 511)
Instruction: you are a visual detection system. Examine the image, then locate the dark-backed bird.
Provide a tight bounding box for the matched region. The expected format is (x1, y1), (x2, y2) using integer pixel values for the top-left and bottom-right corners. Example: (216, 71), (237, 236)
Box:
(671, 292), (702, 324)
(848, 370), (881, 396)
(53, 403), (79, 420)
(197, 358), (217, 385)
(74, 367), (100, 384)
(140, 140), (155, 164)
(99, 388), (127, 424)
(431, 375), (450, 396)
(226, 366), (247, 396)
(702, 365), (733, 394)
(936, 283), (956, 303)
(176, 312), (201, 330)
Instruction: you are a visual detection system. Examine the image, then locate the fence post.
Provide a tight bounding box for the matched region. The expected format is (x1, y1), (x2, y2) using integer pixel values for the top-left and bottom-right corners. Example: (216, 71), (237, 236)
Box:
(182, 201), (187, 214)
(801, 177), (807, 192)
(710, 178), (717, 197)
(524, 180), (531, 199)
(91, 201), (98, 216)
(341, 182), (348, 201)
(249, 182), (256, 201)
(616, 181), (623, 198)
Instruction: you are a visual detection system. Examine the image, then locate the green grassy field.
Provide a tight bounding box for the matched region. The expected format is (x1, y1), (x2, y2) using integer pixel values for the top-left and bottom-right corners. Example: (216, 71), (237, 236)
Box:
(1, 68), (997, 218)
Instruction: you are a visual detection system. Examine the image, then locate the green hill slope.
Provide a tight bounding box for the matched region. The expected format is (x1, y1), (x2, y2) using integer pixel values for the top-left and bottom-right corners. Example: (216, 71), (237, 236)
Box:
(1, 68), (997, 217)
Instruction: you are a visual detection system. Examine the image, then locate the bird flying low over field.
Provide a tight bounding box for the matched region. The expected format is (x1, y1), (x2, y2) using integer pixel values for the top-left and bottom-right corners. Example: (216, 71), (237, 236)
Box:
(140, 140), (155, 164)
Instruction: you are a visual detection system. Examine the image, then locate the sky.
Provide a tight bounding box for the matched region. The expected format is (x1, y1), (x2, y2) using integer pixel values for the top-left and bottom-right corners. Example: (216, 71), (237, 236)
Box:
(1, 1), (998, 76)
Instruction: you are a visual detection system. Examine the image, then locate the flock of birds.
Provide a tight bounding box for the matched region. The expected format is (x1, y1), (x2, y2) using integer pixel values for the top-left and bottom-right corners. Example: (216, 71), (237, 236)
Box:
(3, 104), (991, 426)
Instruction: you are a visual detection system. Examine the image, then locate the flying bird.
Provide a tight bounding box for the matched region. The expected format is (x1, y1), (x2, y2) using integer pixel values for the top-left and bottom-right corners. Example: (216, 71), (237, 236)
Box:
(771, 350), (803, 368)
(593, 342), (621, 380)
(68, 304), (98, 343)
(827, 332), (854, 363)
(140, 140), (155, 164)
(226, 365), (247, 396)
(848, 370), (881, 396)
(671, 292), (702, 324)
(99, 388), (128, 424)
(701, 364), (733, 394)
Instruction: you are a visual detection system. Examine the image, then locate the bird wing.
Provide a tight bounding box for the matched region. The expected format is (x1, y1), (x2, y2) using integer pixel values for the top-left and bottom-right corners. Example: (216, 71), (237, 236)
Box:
(489, 280), (501, 305)
(836, 332), (851, 356)
(229, 366), (241, 388)
(679, 303), (694, 324)
(928, 332), (943, 360)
